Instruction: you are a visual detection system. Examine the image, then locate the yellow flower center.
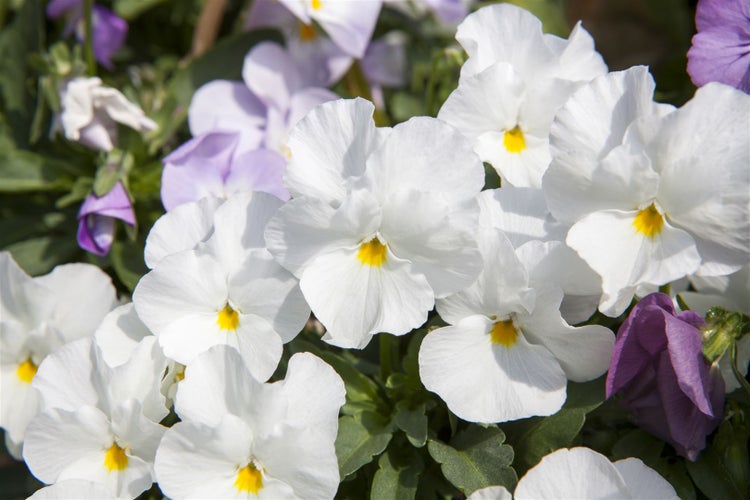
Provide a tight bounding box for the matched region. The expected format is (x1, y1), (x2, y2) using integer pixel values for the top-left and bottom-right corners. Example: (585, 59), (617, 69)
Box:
(503, 126), (526, 154)
(103, 443), (129, 472)
(299, 23), (316, 41)
(633, 203), (664, 238)
(217, 304), (239, 331)
(357, 238), (387, 267)
(490, 320), (518, 348)
(235, 463), (263, 493)
(311, 0), (322, 10)
(16, 359), (38, 383)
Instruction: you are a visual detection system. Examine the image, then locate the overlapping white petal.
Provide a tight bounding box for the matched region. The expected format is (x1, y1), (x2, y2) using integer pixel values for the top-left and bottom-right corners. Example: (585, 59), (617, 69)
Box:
(266, 98), (483, 348)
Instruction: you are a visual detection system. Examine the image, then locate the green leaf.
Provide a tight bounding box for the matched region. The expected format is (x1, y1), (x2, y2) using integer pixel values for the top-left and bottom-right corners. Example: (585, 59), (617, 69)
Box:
(5, 236), (79, 276)
(394, 401), (427, 448)
(611, 429), (665, 465)
(0, 149), (75, 192)
(292, 339), (385, 414)
(110, 239), (147, 291)
(113, 0), (168, 19)
(370, 449), (424, 500)
(687, 445), (746, 500)
(0, 0), (44, 148)
(427, 426), (516, 495)
(504, 0), (569, 36)
(335, 412), (394, 478)
(514, 377), (605, 472)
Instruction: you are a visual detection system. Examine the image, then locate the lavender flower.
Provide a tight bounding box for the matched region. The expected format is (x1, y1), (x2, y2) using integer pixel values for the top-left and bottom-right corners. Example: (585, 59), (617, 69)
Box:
(606, 293), (725, 460)
(47, 0), (128, 69)
(687, 0), (750, 93)
(76, 181), (135, 256)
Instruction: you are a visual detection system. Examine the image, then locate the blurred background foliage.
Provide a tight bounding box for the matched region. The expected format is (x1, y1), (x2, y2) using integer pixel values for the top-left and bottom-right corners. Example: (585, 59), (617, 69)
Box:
(0, 0), (710, 499)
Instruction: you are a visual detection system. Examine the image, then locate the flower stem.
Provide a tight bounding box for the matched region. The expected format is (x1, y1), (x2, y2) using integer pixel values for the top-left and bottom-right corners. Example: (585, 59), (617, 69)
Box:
(83, 0), (96, 75)
(380, 334), (399, 381)
(730, 341), (750, 398)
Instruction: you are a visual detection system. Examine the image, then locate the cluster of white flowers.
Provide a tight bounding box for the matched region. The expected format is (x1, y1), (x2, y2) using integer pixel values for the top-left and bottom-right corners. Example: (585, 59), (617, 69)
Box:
(3, 2), (749, 499)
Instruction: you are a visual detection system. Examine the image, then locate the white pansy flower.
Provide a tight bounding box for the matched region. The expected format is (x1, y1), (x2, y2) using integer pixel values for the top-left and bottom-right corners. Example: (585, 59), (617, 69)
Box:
(57, 77), (156, 152)
(513, 447), (678, 499)
(440, 4), (606, 187)
(23, 337), (168, 499)
(29, 480), (116, 499)
(0, 252), (116, 456)
(265, 98), (484, 348)
(134, 192), (309, 381)
(467, 486), (512, 500)
(155, 346), (344, 499)
(419, 222), (614, 423)
(543, 67), (750, 316)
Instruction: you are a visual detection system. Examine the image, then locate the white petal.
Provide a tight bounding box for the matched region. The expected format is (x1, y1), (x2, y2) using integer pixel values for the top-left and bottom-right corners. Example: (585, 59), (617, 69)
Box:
(614, 458), (678, 499)
(520, 288), (614, 382)
(310, 0), (381, 58)
(419, 315), (566, 423)
(0, 251), (56, 328)
(285, 98), (380, 204)
(364, 116), (484, 205)
(109, 399), (166, 462)
(380, 189), (481, 297)
(467, 486), (513, 500)
(566, 210), (701, 316)
(229, 249), (309, 343)
(33, 338), (99, 413)
(303, 247), (433, 348)
(154, 417), (253, 499)
(188, 80), (266, 137)
(23, 406), (111, 484)
(265, 190), (380, 277)
(144, 196), (221, 269)
(174, 346), (261, 427)
(94, 304), (152, 367)
(514, 447), (631, 499)
(552, 21), (607, 82)
(34, 263), (116, 343)
(29, 480), (116, 499)
(0, 362), (40, 444)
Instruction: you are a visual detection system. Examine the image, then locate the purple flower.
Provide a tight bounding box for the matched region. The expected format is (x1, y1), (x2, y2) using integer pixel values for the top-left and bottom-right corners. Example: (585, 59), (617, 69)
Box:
(606, 293), (725, 460)
(77, 181), (135, 256)
(47, 0), (128, 69)
(161, 131), (289, 211)
(687, 0), (750, 93)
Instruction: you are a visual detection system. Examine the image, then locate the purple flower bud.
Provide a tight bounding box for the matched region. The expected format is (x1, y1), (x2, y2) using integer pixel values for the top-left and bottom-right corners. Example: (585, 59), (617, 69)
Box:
(76, 182), (136, 256)
(687, 0), (750, 93)
(606, 292), (725, 461)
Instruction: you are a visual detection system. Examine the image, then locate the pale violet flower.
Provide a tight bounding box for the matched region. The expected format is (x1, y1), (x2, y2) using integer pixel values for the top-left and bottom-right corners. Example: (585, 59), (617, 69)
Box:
(439, 4), (607, 187)
(23, 337), (168, 499)
(265, 98), (484, 348)
(276, 0), (382, 58)
(543, 67), (750, 316)
(160, 131), (288, 210)
(57, 77), (156, 152)
(513, 447), (678, 499)
(134, 192), (309, 381)
(418, 215), (613, 423)
(0, 253), (116, 456)
(154, 346), (345, 499)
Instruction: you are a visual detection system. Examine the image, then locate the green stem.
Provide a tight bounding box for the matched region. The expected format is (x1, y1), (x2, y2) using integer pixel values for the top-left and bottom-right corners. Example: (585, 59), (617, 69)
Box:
(730, 341), (750, 398)
(380, 334), (399, 381)
(83, 0), (96, 75)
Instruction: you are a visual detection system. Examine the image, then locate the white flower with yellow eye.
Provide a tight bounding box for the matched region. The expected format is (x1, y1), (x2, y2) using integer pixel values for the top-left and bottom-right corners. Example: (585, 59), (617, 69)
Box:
(23, 337), (168, 499)
(154, 346), (345, 499)
(437, 3), (607, 187)
(0, 252), (116, 457)
(542, 67), (750, 316)
(265, 98), (484, 348)
(418, 225), (614, 423)
(134, 192), (309, 381)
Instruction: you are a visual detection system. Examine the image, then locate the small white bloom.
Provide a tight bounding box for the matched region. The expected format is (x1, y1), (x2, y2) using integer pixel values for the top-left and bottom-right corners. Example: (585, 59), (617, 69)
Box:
(58, 77), (156, 151)
(514, 447), (678, 499)
(544, 68), (750, 315)
(265, 98), (484, 348)
(134, 192), (309, 381)
(0, 252), (116, 455)
(29, 479), (116, 499)
(155, 346), (345, 499)
(23, 337), (168, 499)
